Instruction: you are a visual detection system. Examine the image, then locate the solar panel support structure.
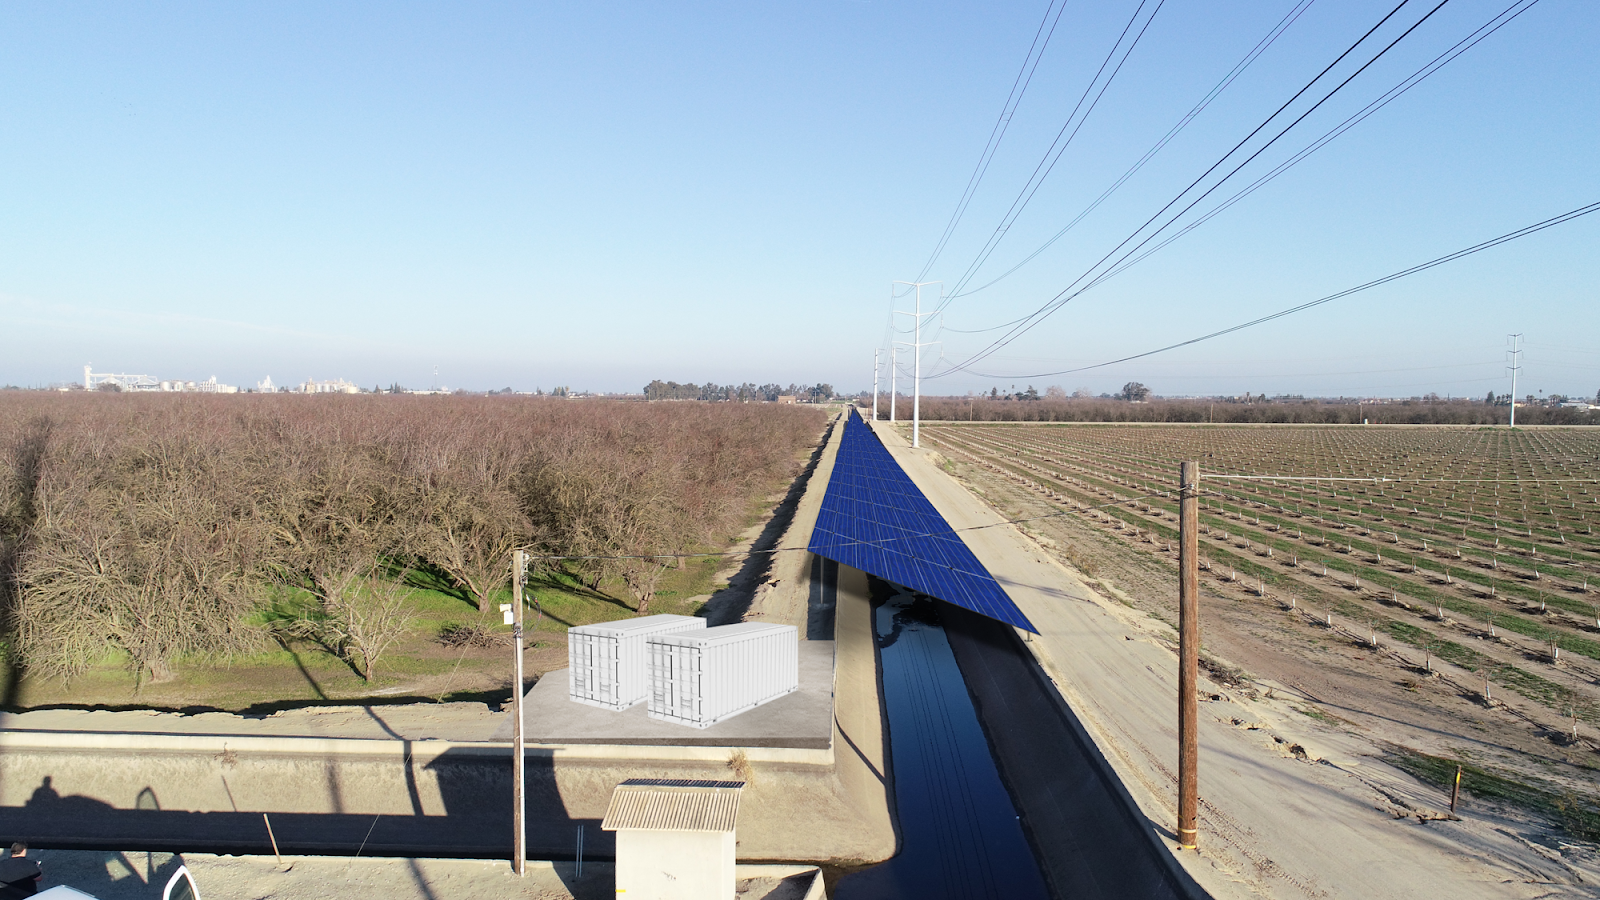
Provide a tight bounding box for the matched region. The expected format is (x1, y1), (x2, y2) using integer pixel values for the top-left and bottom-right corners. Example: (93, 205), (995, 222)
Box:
(1178, 462), (1200, 850)
(892, 280), (940, 448)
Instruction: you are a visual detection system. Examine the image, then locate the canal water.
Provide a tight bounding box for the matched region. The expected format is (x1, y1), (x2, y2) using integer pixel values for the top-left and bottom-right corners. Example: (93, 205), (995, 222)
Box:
(834, 583), (1050, 900)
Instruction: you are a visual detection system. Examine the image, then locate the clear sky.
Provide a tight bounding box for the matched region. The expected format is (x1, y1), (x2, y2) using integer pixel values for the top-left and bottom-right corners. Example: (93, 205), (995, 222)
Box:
(2, 1), (1595, 397)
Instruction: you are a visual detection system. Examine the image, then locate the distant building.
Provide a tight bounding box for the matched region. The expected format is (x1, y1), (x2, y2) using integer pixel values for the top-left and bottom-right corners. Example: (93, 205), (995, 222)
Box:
(257, 376), (275, 393)
(83, 365), (159, 392)
(160, 377), (238, 394)
(776, 395), (797, 404)
(299, 378), (361, 394)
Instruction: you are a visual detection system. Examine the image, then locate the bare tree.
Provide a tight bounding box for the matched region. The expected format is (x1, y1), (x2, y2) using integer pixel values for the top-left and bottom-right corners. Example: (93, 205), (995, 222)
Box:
(17, 426), (259, 685)
(1, 392), (824, 687)
(315, 568), (416, 680)
(407, 441), (530, 613)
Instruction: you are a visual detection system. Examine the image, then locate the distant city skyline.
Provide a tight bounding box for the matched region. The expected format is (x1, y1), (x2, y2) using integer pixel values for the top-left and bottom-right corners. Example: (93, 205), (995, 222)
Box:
(2, 2), (1595, 398)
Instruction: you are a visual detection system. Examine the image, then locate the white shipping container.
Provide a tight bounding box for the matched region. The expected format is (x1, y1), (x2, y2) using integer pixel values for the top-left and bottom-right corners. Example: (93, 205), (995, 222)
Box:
(569, 614), (708, 710)
(647, 623), (799, 728)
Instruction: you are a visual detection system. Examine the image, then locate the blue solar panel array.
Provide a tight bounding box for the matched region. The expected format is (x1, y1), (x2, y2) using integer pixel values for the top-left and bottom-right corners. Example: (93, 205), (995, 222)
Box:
(808, 410), (1038, 633)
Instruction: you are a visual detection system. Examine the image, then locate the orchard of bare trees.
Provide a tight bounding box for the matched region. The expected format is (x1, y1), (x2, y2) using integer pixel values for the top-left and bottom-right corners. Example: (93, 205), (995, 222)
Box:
(0, 394), (822, 685)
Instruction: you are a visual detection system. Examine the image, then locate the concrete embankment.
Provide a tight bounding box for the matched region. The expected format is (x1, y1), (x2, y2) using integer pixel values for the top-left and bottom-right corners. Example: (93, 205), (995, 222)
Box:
(941, 603), (1204, 900)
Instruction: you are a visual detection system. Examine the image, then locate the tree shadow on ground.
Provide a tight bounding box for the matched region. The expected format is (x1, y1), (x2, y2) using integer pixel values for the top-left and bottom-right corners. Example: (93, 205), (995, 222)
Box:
(705, 415), (837, 626)
(404, 565), (478, 609)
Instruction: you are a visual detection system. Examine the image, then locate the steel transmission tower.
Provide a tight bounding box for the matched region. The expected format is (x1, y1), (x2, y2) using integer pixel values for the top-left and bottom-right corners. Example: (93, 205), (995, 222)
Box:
(1506, 334), (1523, 427)
(872, 348), (880, 421)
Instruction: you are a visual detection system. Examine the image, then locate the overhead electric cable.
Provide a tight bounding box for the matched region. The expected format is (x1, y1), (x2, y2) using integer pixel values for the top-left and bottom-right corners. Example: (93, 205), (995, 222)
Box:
(949, 0), (1319, 299)
(1081, 0), (1543, 290)
(936, 0), (1450, 379)
(937, 0), (1166, 310)
(917, 0), (1071, 282)
(961, 199), (1600, 380)
(936, 0), (1538, 342)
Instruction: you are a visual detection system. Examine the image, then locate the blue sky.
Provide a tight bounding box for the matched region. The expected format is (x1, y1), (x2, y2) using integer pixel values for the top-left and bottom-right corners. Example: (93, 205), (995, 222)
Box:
(2, 1), (1595, 397)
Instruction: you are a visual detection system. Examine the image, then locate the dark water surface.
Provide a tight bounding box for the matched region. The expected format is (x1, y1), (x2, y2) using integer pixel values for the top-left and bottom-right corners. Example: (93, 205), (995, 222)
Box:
(834, 585), (1049, 900)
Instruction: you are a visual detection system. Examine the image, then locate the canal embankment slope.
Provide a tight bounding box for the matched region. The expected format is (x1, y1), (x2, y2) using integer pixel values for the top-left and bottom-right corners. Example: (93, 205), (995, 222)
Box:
(873, 419), (1595, 900)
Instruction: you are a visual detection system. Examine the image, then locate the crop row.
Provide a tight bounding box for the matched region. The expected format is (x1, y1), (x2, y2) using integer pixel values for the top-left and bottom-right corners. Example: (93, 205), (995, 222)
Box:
(921, 423), (1600, 729)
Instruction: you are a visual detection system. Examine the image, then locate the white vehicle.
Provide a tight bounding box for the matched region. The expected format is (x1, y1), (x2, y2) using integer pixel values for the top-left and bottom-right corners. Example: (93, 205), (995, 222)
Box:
(32, 864), (198, 900)
(162, 867), (200, 900)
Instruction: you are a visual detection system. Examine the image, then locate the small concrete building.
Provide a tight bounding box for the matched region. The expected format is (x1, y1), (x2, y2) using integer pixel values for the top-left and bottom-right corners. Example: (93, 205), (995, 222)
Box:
(602, 778), (745, 900)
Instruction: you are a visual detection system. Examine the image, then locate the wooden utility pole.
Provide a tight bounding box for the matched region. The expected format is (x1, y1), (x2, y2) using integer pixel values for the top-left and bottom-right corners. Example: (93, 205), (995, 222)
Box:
(511, 549), (528, 875)
(1178, 461), (1200, 850)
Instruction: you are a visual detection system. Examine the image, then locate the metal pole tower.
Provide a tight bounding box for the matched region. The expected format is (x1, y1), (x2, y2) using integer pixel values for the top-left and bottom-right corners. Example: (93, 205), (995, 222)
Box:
(890, 348), (897, 423)
(893, 281), (940, 449)
(872, 349), (880, 422)
(1506, 334), (1523, 427)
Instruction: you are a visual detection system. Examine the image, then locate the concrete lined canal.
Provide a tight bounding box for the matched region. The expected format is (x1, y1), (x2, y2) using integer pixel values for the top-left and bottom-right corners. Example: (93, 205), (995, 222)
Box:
(835, 582), (1049, 900)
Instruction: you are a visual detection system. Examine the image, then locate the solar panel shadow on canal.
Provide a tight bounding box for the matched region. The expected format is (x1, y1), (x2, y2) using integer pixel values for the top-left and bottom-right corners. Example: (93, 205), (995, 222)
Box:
(834, 582), (1049, 900)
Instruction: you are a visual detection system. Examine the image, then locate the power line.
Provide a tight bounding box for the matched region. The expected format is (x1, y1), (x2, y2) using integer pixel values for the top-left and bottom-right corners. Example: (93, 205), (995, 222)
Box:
(1202, 476), (1600, 483)
(937, 0), (1167, 309)
(960, 199), (1600, 380)
(1072, 0), (1544, 295)
(963, 359), (1502, 379)
(934, 0), (1448, 379)
(949, 0), (1316, 301)
(916, 0), (1071, 282)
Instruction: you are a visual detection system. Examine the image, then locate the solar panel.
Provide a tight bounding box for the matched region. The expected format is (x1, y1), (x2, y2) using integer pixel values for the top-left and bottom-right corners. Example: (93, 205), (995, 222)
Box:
(808, 409), (1038, 633)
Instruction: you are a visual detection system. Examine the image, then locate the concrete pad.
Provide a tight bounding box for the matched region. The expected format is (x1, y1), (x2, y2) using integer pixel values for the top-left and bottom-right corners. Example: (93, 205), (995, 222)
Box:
(491, 641), (835, 748)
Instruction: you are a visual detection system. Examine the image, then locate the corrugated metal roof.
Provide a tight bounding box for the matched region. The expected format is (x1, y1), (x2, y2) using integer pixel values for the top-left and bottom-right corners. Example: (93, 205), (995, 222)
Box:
(601, 780), (745, 833)
(620, 778), (746, 789)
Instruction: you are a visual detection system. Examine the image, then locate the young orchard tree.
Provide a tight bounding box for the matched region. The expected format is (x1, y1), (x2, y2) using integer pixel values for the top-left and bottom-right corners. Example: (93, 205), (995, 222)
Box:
(319, 568), (416, 681)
